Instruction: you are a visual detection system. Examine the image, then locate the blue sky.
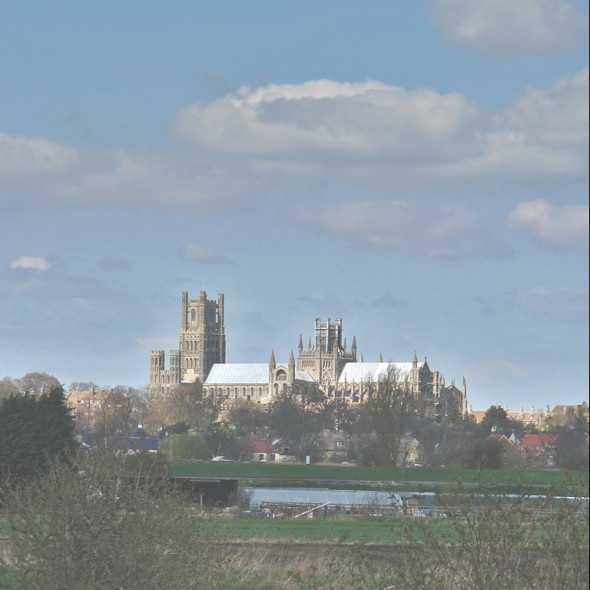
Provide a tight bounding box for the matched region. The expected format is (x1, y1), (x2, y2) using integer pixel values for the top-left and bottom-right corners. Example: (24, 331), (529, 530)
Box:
(0, 0), (588, 411)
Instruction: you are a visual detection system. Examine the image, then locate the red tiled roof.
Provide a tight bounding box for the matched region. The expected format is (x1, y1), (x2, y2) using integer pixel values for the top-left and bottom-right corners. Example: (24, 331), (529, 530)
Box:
(521, 434), (556, 448)
(242, 439), (277, 453)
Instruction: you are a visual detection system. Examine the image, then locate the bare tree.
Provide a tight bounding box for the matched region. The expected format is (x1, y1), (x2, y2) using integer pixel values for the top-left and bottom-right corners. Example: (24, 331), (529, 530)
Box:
(16, 372), (61, 396)
(226, 399), (269, 436)
(94, 389), (133, 448)
(357, 366), (419, 466)
(1, 453), (225, 590)
(0, 376), (19, 400)
(143, 382), (207, 432)
(387, 486), (590, 590)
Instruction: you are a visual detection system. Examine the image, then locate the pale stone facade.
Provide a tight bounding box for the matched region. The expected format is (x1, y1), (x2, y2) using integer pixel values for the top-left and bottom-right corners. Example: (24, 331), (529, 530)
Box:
(204, 317), (468, 421)
(150, 293), (468, 420)
(202, 351), (318, 404)
(67, 388), (111, 431)
(149, 290), (226, 396)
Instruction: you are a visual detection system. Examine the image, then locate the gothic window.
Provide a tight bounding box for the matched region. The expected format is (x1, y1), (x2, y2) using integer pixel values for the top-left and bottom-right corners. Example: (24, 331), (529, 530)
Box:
(276, 370), (287, 381)
(191, 309), (196, 321)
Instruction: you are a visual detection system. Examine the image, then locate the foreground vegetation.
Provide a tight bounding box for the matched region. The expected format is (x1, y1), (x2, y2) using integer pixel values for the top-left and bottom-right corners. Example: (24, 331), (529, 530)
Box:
(1, 383), (588, 588)
(2, 452), (588, 590)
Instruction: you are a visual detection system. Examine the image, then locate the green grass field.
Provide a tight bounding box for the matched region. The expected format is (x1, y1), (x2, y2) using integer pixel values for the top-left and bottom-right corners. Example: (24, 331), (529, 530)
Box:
(206, 511), (590, 546)
(171, 460), (589, 491)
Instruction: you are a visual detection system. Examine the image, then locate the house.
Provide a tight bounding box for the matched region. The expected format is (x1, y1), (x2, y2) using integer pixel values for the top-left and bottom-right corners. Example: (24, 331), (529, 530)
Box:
(521, 433), (557, 467)
(399, 435), (421, 465)
(314, 430), (353, 462)
(238, 438), (289, 463)
(486, 433), (515, 452)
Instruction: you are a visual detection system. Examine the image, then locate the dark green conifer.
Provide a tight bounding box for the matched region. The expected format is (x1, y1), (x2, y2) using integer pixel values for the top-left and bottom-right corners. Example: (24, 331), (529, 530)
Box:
(0, 385), (77, 482)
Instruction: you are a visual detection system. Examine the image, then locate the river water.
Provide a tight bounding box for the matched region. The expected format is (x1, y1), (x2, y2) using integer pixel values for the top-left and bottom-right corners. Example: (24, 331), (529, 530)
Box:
(244, 486), (588, 517)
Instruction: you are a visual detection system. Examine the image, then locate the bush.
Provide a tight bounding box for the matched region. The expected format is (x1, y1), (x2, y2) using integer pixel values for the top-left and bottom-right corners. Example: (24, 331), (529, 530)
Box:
(1, 453), (222, 590)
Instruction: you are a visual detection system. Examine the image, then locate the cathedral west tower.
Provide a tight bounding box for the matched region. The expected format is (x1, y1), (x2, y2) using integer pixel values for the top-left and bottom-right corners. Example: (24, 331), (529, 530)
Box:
(150, 290), (225, 396)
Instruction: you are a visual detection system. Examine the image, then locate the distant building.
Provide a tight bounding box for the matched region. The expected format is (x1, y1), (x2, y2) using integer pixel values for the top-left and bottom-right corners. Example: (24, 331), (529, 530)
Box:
(236, 438), (290, 463)
(521, 433), (557, 466)
(469, 403), (589, 430)
(204, 351), (317, 405)
(151, 292), (468, 421)
(150, 290), (226, 396)
(67, 388), (110, 431)
(506, 406), (551, 428)
(336, 354), (467, 420)
(551, 403), (589, 423)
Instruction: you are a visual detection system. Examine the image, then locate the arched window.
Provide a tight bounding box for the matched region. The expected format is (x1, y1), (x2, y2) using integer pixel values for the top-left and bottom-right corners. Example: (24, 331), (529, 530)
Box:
(191, 309), (196, 321)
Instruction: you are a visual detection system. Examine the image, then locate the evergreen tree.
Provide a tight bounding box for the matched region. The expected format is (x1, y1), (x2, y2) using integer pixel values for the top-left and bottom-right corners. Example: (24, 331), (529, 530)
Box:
(0, 385), (77, 482)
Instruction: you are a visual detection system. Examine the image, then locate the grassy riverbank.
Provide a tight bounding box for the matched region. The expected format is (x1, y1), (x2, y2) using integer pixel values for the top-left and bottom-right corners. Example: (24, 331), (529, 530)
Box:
(171, 460), (589, 494)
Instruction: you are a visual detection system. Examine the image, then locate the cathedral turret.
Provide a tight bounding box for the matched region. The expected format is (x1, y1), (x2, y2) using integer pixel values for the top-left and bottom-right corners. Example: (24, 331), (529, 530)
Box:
(352, 336), (357, 359)
(180, 291), (188, 330)
(269, 350), (277, 384)
(298, 335), (303, 354)
(461, 377), (468, 416)
(289, 350), (295, 381)
(218, 292), (226, 363)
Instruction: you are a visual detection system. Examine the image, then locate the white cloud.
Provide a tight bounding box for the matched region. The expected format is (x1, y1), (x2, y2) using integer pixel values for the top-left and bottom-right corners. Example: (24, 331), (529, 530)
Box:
(507, 199), (589, 252)
(171, 71), (588, 193)
(46, 150), (261, 210)
(430, 0), (588, 56)
(1, 70), (587, 209)
(504, 67), (589, 147)
(437, 67), (589, 182)
(178, 244), (232, 264)
(291, 200), (507, 259)
(172, 79), (484, 164)
(9, 256), (51, 271)
(75, 151), (148, 193)
(0, 132), (78, 176)
(513, 287), (588, 321)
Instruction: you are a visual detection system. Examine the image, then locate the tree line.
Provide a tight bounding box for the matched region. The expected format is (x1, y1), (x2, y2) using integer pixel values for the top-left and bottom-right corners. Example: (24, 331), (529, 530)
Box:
(1, 370), (588, 470)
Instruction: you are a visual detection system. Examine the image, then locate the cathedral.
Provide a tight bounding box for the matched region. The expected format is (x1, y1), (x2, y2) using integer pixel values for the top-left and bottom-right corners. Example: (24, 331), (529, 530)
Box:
(150, 290), (468, 420)
(150, 290), (226, 394)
